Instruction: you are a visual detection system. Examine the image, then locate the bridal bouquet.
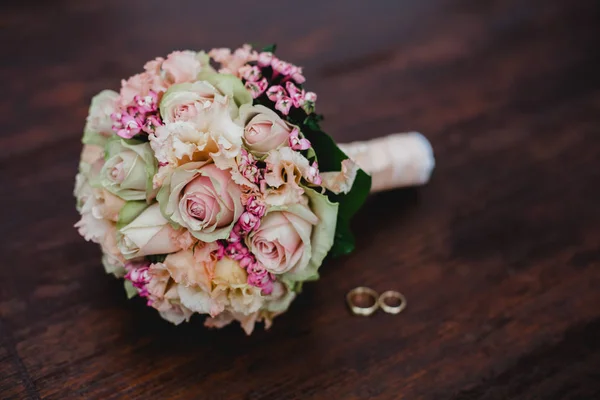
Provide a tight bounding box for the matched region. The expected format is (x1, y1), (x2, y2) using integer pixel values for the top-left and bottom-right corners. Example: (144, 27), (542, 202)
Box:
(75, 44), (434, 334)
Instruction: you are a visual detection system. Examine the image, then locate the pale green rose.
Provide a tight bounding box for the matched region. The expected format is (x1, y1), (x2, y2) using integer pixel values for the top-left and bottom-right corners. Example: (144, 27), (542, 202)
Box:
(246, 187), (338, 282)
(100, 138), (157, 201)
(159, 72), (251, 124)
(157, 162), (243, 242)
(82, 90), (119, 146)
(159, 81), (224, 124)
(102, 252), (126, 278)
(198, 71), (252, 111)
(117, 203), (181, 260)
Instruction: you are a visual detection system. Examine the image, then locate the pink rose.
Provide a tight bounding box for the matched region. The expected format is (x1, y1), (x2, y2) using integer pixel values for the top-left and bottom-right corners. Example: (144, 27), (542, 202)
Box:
(247, 206), (317, 275)
(246, 188), (339, 281)
(158, 162), (244, 241)
(239, 104), (294, 155)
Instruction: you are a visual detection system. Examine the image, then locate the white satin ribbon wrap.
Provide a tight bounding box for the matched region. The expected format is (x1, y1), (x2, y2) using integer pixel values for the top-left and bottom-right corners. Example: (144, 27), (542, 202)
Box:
(338, 132), (435, 193)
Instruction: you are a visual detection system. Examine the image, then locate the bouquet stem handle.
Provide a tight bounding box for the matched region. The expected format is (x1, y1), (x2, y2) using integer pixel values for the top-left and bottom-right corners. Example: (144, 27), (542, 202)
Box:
(338, 132), (435, 193)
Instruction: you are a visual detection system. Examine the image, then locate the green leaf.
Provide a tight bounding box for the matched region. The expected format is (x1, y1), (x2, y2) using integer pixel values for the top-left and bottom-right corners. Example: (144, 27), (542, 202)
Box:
(261, 43), (277, 53)
(330, 217), (356, 257)
(146, 254), (167, 264)
(302, 128), (372, 258)
(124, 280), (138, 299)
(117, 201), (148, 229)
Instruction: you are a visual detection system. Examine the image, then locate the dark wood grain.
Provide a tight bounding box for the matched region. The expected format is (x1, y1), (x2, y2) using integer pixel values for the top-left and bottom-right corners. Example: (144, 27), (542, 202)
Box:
(1, 0), (600, 399)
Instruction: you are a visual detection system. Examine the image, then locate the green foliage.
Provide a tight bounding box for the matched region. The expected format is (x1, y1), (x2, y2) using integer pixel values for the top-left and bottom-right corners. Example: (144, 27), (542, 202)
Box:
(124, 280), (138, 299)
(261, 43), (277, 53)
(146, 254), (167, 264)
(300, 116), (372, 257)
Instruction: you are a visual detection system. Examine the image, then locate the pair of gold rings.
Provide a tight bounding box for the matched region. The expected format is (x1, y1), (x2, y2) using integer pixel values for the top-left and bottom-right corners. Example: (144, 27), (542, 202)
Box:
(346, 287), (406, 316)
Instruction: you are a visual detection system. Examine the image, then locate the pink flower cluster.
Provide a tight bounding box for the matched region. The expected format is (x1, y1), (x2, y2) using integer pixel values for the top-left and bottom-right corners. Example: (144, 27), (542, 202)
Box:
(223, 195), (275, 294)
(213, 45), (316, 116)
(266, 81), (317, 115)
(124, 261), (152, 300)
(289, 128), (311, 151)
(238, 149), (263, 184)
(111, 91), (162, 139)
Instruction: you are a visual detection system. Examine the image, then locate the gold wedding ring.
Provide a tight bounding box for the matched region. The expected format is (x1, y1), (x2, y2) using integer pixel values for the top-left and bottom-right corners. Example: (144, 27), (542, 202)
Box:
(346, 287), (379, 316)
(378, 290), (407, 314)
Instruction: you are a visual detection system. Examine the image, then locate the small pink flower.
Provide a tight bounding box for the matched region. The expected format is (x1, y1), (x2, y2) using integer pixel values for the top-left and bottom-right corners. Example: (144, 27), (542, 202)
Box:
(307, 161), (322, 185)
(247, 265), (274, 294)
(247, 262), (268, 277)
(245, 196), (266, 217)
(209, 48), (232, 63)
(134, 90), (159, 113)
(117, 113), (143, 138)
(290, 66), (306, 83)
(226, 241), (248, 259)
(239, 149), (252, 166)
(238, 211), (260, 232)
(304, 92), (317, 102)
(239, 65), (262, 82)
(242, 165), (261, 183)
(271, 58), (293, 75)
(239, 254), (254, 268)
(228, 226), (242, 243)
(245, 78), (268, 99)
(266, 85), (286, 102)
(124, 261), (152, 293)
(111, 112), (123, 129)
(285, 82), (305, 107)
(289, 128), (312, 151)
(143, 114), (162, 134)
(239, 150), (262, 183)
(260, 280), (274, 295)
(247, 273), (265, 287)
(275, 97), (292, 115)
(257, 52), (273, 67)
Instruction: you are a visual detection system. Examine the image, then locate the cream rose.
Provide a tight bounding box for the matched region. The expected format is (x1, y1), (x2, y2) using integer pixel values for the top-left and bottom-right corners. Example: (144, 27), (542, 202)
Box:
(246, 188), (338, 281)
(75, 184), (124, 244)
(163, 244), (219, 289)
(101, 138), (157, 201)
(239, 104), (293, 156)
(157, 162), (243, 241)
(146, 263), (193, 325)
(151, 92), (245, 181)
(83, 90), (119, 146)
(212, 257), (264, 315)
(177, 256), (247, 317)
(117, 203), (181, 259)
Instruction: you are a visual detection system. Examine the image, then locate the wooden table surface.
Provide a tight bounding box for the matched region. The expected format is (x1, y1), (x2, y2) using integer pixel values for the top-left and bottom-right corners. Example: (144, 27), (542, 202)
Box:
(2, 0), (599, 399)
